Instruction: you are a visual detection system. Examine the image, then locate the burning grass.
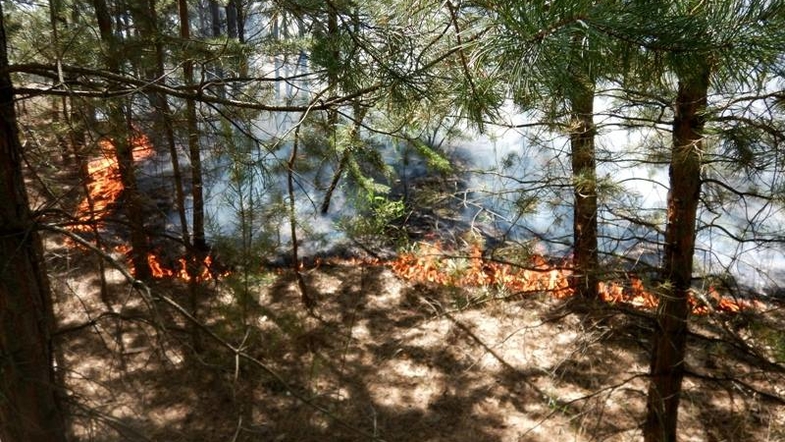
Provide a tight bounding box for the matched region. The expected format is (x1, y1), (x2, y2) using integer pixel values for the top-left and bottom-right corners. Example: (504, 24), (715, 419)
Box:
(69, 131), (229, 284)
(62, 127), (759, 315)
(73, 132), (155, 231)
(387, 241), (763, 315)
(110, 244), (227, 282)
(147, 253), (228, 282)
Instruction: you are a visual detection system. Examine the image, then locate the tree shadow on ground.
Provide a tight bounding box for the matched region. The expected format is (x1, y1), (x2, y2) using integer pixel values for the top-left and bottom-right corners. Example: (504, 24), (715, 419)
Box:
(52, 261), (785, 442)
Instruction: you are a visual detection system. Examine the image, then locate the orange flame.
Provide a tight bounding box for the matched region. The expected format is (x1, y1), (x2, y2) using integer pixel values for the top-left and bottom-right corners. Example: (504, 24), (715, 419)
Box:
(388, 242), (759, 315)
(146, 253), (227, 282)
(69, 132), (229, 283)
(390, 243), (573, 298)
(73, 133), (155, 231)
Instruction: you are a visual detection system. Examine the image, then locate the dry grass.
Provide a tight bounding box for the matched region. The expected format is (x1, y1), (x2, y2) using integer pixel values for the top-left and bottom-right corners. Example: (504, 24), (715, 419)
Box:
(48, 246), (785, 442)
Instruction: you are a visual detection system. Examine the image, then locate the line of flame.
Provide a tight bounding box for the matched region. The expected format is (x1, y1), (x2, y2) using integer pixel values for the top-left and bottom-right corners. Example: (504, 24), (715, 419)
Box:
(388, 243), (760, 315)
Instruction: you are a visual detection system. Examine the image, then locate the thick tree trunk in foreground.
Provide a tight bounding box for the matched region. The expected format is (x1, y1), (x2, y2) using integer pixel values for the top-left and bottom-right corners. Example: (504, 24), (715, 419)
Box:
(0, 5), (68, 440)
(644, 66), (709, 442)
(569, 84), (599, 299)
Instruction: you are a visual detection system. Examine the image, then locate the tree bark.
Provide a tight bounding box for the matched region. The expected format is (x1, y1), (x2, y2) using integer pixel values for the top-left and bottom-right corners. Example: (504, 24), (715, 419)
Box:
(288, 122), (314, 310)
(225, 0), (246, 79)
(208, 0), (225, 98)
(91, 0), (152, 280)
(148, 0), (191, 249)
(0, 4), (68, 440)
(226, 0), (238, 39)
(569, 83), (599, 299)
(643, 65), (709, 442)
(179, 0), (206, 353)
(179, 0), (207, 255)
(209, 0), (221, 37)
(116, 118), (153, 280)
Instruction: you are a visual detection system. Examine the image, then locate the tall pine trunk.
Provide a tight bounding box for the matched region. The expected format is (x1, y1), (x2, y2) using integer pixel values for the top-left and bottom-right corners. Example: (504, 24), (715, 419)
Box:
(179, 0), (206, 352)
(569, 83), (599, 299)
(0, 5), (68, 439)
(116, 115), (153, 280)
(91, 0), (152, 279)
(644, 65), (709, 442)
(179, 0), (207, 254)
(148, 0), (191, 249)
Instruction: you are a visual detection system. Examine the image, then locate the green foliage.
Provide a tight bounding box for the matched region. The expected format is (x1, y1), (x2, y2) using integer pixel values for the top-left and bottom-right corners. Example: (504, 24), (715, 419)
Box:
(409, 139), (452, 173)
(338, 192), (407, 245)
(208, 121), (289, 271)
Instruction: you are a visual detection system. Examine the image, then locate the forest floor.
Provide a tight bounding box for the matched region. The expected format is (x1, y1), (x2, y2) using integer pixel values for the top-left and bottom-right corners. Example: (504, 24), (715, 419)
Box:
(47, 236), (785, 442)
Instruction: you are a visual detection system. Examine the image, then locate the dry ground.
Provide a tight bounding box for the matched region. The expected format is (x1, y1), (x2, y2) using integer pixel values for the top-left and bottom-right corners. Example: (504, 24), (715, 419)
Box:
(47, 238), (785, 442)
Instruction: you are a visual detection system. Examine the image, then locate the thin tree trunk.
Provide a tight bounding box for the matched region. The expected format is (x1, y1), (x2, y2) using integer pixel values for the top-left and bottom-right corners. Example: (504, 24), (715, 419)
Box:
(75, 138), (112, 304)
(49, 0), (71, 164)
(236, 0), (245, 43)
(226, 0), (238, 39)
(179, 0), (206, 353)
(0, 4), (68, 439)
(149, 0), (190, 249)
(209, 0), (221, 37)
(91, 0), (152, 280)
(643, 66), (709, 442)
(321, 150), (350, 214)
(208, 0), (225, 98)
(62, 0), (109, 304)
(179, 0), (207, 254)
(569, 84), (599, 299)
(117, 115), (152, 280)
(288, 121), (314, 310)
(319, 5), (341, 213)
(128, 0), (163, 120)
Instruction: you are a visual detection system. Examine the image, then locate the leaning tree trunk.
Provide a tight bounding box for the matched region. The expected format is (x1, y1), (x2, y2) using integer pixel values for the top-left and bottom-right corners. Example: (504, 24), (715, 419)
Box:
(569, 82), (599, 299)
(0, 5), (68, 440)
(321, 103), (367, 214)
(643, 65), (710, 442)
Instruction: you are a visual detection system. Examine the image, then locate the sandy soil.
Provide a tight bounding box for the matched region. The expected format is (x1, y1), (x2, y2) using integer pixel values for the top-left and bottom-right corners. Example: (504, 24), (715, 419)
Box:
(45, 240), (785, 442)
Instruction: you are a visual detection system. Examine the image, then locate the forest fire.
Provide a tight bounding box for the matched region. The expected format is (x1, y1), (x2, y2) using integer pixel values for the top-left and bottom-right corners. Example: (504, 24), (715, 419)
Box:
(73, 133), (155, 231)
(74, 133), (226, 282)
(70, 134), (761, 303)
(147, 253), (227, 282)
(388, 242), (761, 315)
(113, 245), (227, 282)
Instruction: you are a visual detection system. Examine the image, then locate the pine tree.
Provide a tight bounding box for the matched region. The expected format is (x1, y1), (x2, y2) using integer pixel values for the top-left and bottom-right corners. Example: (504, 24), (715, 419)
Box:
(473, 0), (621, 298)
(90, 0), (153, 279)
(631, 2), (785, 440)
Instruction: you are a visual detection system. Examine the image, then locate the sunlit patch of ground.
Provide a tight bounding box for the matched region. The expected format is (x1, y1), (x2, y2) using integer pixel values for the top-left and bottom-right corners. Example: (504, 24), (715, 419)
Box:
(49, 252), (785, 442)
